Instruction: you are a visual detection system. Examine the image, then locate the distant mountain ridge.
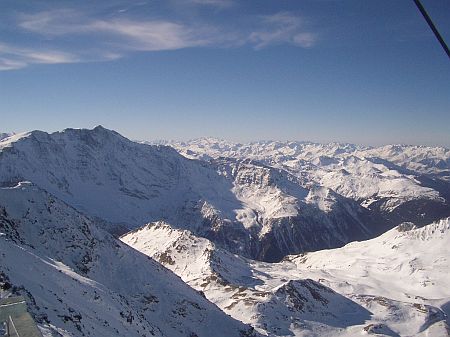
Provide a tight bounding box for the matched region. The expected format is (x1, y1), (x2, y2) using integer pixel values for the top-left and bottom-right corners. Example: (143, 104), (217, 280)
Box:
(159, 137), (450, 177)
(0, 132), (15, 141)
(164, 137), (450, 224)
(1, 127), (449, 262)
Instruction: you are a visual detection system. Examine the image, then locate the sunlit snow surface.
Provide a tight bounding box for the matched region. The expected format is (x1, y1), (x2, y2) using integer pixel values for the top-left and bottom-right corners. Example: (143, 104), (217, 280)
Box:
(122, 219), (450, 336)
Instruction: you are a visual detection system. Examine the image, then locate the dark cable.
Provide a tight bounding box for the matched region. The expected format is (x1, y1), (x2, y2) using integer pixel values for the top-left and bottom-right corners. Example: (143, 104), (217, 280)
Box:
(413, 0), (450, 59)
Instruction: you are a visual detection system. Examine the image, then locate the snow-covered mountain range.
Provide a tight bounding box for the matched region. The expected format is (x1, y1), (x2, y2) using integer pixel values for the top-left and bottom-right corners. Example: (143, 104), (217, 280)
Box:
(122, 218), (450, 336)
(1, 127), (448, 262)
(153, 136), (450, 259)
(165, 137), (450, 179)
(164, 137), (450, 204)
(1, 126), (449, 336)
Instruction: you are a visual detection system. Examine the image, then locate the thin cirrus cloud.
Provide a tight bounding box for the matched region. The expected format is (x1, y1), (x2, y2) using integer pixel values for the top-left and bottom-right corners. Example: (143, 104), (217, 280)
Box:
(249, 12), (317, 49)
(0, 42), (80, 71)
(17, 9), (225, 51)
(1, 8), (318, 70)
(89, 20), (216, 51)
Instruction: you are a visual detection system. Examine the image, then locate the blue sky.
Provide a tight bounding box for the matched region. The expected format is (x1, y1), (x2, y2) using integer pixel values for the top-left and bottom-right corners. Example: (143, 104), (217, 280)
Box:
(1, 0), (449, 146)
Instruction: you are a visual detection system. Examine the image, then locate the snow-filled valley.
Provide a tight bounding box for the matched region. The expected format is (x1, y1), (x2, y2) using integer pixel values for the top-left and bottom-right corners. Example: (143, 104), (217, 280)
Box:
(0, 127), (449, 336)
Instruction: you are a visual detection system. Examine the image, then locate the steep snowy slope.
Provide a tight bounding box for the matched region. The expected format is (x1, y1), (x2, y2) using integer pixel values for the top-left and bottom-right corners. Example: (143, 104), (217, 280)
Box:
(209, 158), (377, 261)
(122, 218), (450, 337)
(0, 127), (390, 261)
(0, 182), (257, 337)
(122, 222), (372, 336)
(0, 127), (209, 230)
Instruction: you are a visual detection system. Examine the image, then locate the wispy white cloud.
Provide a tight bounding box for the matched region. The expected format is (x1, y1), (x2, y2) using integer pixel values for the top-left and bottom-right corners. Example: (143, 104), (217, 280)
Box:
(0, 42), (79, 70)
(1, 8), (317, 70)
(292, 32), (316, 48)
(0, 58), (27, 71)
(18, 9), (89, 36)
(249, 12), (317, 49)
(18, 10), (216, 50)
(1, 9), (216, 70)
(90, 20), (214, 51)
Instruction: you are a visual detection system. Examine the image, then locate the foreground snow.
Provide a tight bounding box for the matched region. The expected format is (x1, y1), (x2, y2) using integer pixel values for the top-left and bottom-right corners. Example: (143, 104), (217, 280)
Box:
(0, 182), (257, 337)
(122, 218), (450, 336)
